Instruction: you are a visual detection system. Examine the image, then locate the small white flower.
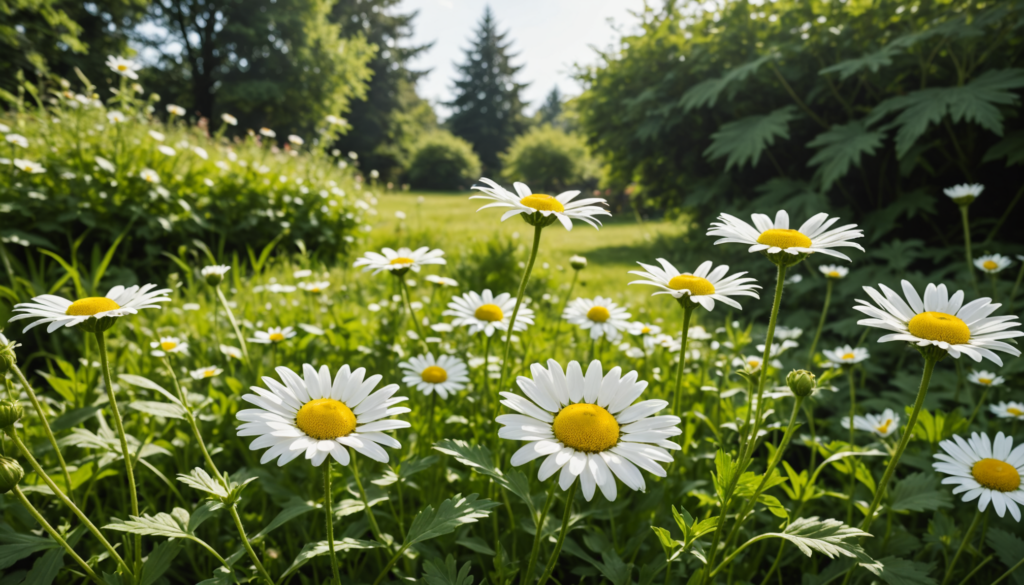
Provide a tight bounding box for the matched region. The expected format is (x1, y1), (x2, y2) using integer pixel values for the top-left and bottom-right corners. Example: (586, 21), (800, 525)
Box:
(13, 159), (45, 174)
(106, 111), (126, 124)
(471, 178), (610, 231)
(221, 113), (238, 126)
(95, 156), (116, 173)
(298, 281), (329, 293)
(157, 145), (176, 157)
(629, 259), (760, 311)
(139, 168), (160, 183)
(5, 134), (28, 148)
(10, 284), (172, 333)
(149, 336), (189, 357)
(819, 264), (849, 279)
(220, 345), (243, 359)
(974, 254), (1013, 274)
(192, 146), (209, 160)
(105, 55), (141, 79)
(990, 402), (1024, 421)
(166, 104), (186, 116)
(933, 432), (1024, 521)
(967, 370), (1005, 387)
(259, 127), (276, 138)
(399, 353), (470, 398)
(287, 134), (304, 146)
(822, 345), (869, 365)
(353, 247), (446, 275)
(563, 297), (631, 340)
(148, 130), (165, 142)
(249, 326), (296, 344)
(841, 409), (900, 438)
(444, 290), (535, 337)
(425, 275), (458, 288)
(943, 183), (984, 203)
(190, 366), (223, 380)
(707, 210), (864, 263)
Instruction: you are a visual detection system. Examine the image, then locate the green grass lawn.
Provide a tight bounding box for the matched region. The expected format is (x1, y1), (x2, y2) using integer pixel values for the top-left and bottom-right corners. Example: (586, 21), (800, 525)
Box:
(370, 191), (688, 302)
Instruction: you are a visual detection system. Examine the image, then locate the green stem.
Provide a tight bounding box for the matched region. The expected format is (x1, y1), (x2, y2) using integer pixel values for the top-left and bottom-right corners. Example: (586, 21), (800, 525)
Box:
(806, 279), (833, 366)
(324, 460), (342, 585)
(399, 278), (429, 352)
(992, 556), (1024, 585)
(967, 385), (991, 428)
(522, 483), (558, 585)
(162, 357), (221, 479)
(11, 364), (75, 504)
(847, 367), (856, 446)
(959, 205), (979, 295)
(12, 485), (103, 584)
(672, 302), (695, 419)
(1007, 260), (1024, 312)
(352, 456), (384, 542)
(957, 555), (994, 585)
(95, 330), (141, 577)
(498, 224), (543, 397)
(7, 429), (132, 575)
(942, 510), (983, 585)
(537, 481), (578, 585)
(549, 270), (578, 352)
(228, 505), (275, 585)
(216, 286), (251, 365)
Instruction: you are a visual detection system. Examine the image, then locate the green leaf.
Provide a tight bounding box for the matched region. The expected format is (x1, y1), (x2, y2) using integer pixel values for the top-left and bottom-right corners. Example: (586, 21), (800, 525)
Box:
(819, 46), (900, 80)
(20, 546), (65, 585)
(456, 535), (495, 556)
(104, 510), (191, 539)
(433, 439), (534, 516)
(891, 473), (952, 513)
(422, 555), (475, 585)
(129, 401), (186, 420)
(986, 528), (1024, 585)
(139, 541), (182, 585)
(49, 405), (103, 431)
(224, 497), (317, 565)
(806, 121), (886, 191)
(118, 374), (183, 406)
(983, 130), (1024, 167)
(768, 517), (874, 562)
(871, 556), (937, 585)
(177, 468), (230, 499)
(680, 53), (776, 111)
(713, 449), (737, 502)
(704, 106), (797, 171)
(280, 539), (381, 579)
(0, 524), (59, 570)
(404, 494), (498, 547)
(651, 526), (682, 561)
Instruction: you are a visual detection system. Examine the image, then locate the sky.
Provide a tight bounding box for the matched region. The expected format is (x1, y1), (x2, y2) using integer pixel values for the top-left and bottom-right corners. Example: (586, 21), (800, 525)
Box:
(400, 0), (648, 118)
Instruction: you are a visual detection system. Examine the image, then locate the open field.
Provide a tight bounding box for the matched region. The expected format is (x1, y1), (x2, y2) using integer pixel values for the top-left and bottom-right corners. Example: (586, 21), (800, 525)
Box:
(371, 191), (688, 302)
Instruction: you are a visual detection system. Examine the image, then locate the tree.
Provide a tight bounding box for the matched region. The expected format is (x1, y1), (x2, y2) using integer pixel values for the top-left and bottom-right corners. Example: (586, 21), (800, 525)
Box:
(330, 0), (434, 178)
(446, 6), (528, 173)
(500, 124), (597, 191)
(535, 86), (563, 128)
(135, 0), (375, 135)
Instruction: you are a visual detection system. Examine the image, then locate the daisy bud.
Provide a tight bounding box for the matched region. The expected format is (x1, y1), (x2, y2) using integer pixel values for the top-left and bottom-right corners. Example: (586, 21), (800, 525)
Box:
(570, 255), (587, 270)
(0, 457), (23, 493)
(0, 400), (22, 428)
(786, 369), (816, 398)
(0, 338), (16, 375)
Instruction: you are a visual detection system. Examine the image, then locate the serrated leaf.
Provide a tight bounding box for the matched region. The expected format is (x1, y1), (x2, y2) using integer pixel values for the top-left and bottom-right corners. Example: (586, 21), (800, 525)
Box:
(104, 510), (190, 539)
(806, 121), (886, 191)
(404, 494), (498, 547)
(986, 528), (1024, 585)
(0, 524), (60, 569)
(224, 497), (317, 565)
(456, 535), (495, 556)
(140, 541), (182, 585)
(872, 556), (937, 585)
(680, 53), (775, 111)
(819, 46), (900, 80)
(704, 106), (797, 171)
(891, 473), (952, 513)
(983, 130), (1024, 167)
(129, 401), (186, 420)
(280, 539), (381, 579)
(769, 517), (874, 562)
(422, 555), (475, 585)
(433, 439), (534, 517)
(177, 468), (229, 498)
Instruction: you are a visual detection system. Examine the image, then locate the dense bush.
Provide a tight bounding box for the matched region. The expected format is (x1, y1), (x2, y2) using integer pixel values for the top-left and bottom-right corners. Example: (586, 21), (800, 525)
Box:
(405, 130), (481, 190)
(0, 71), (370, 286)
(499, 124), (598, 191)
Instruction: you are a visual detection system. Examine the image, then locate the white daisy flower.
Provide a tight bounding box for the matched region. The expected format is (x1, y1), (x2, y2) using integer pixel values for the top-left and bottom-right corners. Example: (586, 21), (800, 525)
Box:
(95, 156), (116, 173)
(220, 345), (243, 360)
(990, 402), (1024, 421)
(237, 364), (410, 467)
(933, 432), (1024, 521)
(293, 269), (313, 278)
(707, 210), (864, 263)
(853, 280), (1024, 365)
(425, 275), (458, 288)
(398, 353), (469, 399)
(840, 409), (900, 438)
(221, 113), (238, 126)
(733, 355), (764, 372)
(13, 159), (45, 174)
(150, 336), (189, 357)
(627, 323), (663, 350)
(148, 130), (165, 142)
(249, 326), (297, 344)
(105, 55), (141, 79)
(470, 178), (611, 230)
(190, 366), (223, 380)
(298, 281), (330, 293)
(287, 135), (304, 146)
(443, 290), (535, 337)
(822, 345), (869, 365)
(967, 370), (1005, 387)
(943, 183), (984, 203)
(570, 255), (587, 270)
(628, 259), (760, 311)
(820, 265), (849, 279)
(201, 264), (230, 286)
(157, 145), (176, 157)
(353, 247), (446, 275)
(498, 359), (681, 501)
(325, 115), (347, 126)
(139, 168), (160, 183)
(5, 134), (28, 148)
(192, 146), (208, 160)
(757, 339), (799, 358)
(10, 284), (172, 333)
(774, 326), (803, 340)
(166, 104), (186, 116)
(975, 254), (1013, 274)
(563, 297), (631, 340)
(259, 127), (276, 138)
(106, 111), (126, 124)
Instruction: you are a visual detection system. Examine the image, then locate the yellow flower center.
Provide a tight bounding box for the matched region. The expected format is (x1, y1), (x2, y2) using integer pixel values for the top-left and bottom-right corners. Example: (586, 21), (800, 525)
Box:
(971, 458), (1021, 492)
(421, 366), (448, 384)
(756, 229), (812, 249)
(309, 287), (321, 293)
(551, 403), (619, 453)
(842, 352), (855, 360)
(587, 306), (611, 323)
(983, 260), (998, 271)
(978, 378), (992, 386)
(117, 64), (128, 71)
(1008, 407), (1024, 417)
(828, 271), (841, 278)
(641, 326), (651, 334)
(907, 312), (971, 345)
(520, 194), (565, 213)
(474, 303), (504, 322)
(269, 332), (285, 342)
(295, 398), (357, 440)
(667, 275), (716, 296)
(876, 419), (893, 434)
(748, 359), (760, 368)
(65, 297), (120, 316)
(202, 369), (217, 378)
(390, 257), (414, 265)
(160, 341), (178, 351)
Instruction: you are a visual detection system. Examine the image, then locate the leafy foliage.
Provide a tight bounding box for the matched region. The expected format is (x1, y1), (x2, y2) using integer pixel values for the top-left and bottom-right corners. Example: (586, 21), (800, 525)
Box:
(500, 124), (598, 191)
(406, 130), (482, 190)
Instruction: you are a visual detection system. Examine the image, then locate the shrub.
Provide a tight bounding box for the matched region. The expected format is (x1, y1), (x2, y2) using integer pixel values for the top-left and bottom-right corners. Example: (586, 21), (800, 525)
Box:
(499, 124), (598, 191)
(405, 130), (481, 190)
(0, 73), (371, 282)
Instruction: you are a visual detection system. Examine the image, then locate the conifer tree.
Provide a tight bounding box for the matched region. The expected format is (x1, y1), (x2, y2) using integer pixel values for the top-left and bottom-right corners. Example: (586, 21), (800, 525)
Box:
(447, 6), (528, 173)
